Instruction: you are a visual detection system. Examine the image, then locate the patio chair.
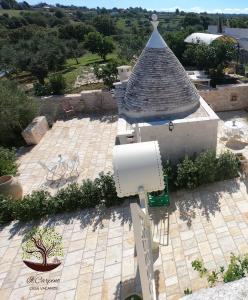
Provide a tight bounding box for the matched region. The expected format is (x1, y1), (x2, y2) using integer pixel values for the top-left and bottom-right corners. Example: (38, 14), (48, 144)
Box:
(38, 161), (64, 182)
(61, 101), (75, 119)
(66, 154), (80, 177)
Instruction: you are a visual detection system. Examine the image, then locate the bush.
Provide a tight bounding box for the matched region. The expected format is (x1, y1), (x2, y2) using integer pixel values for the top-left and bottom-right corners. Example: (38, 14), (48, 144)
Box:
(0, 172), (122, 225)
(192, 253), (248, 288)
(93, 60), (118, 88)
(34, 82), (50, 96)
(12, 191), (50, 222)
(176, 156), (199, 189)
(175, 151), (239, 190)
(195, 151), (217, 185)
(216, 151), (239, 181)
(0, 79), (37, 146)
(94, 172), (119, 207)
(0, 195), (14, 224)
(48, 74), (66, 95)
(0, 147), (18, 176)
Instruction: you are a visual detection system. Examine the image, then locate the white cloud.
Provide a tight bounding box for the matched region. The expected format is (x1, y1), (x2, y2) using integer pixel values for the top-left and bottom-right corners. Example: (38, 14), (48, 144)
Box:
(150, 6), (248, 14)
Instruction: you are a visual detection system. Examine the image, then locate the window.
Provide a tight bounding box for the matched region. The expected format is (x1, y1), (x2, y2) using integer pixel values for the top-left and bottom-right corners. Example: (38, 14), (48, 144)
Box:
(230, 94), (238, 102)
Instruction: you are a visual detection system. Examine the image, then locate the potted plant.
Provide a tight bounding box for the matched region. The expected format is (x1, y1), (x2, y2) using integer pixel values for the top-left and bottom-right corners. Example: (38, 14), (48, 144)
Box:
(0, 175), (23, 200)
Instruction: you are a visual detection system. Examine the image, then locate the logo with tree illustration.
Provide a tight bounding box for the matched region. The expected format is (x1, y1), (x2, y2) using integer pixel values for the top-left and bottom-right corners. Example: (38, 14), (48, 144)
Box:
(22, 227), (63, 272)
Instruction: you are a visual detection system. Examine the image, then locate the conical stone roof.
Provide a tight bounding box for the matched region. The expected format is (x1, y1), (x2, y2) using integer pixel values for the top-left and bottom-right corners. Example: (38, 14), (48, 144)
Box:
(121, 16), (200, 122)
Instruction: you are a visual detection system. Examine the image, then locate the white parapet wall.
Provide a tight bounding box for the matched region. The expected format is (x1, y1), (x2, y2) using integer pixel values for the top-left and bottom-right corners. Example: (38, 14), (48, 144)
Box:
(116, 97), (219, 163)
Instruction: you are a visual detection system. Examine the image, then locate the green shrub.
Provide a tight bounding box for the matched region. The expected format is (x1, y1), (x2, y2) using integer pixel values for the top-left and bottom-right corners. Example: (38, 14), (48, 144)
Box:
(175, 151), (239, 190)
(176, 156), (199, 189)
(184, 288), (192, 295)
(216, 151), (239, 181)
(192, 259), (207, 277)
(48, 74), (66, 95)
(94, 172), (119, 207)
(0, 147), (18, 176)
(0, 172), (121, 225)
(195, 150), (217, 185)
(0, 79), (37, 146)
(80, 179), (101, 208)
(192, 254), (248, 288)
(52, 180), (100, 213)
(12, 191), (50, 222)
(223, 253), (247, 283)
(0, 195), (14, 225)
(34, 82), (50, 96)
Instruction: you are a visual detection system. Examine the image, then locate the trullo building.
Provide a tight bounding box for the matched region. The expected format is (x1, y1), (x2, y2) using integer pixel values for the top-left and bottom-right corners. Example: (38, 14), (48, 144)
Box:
(114, 15), (219, 162)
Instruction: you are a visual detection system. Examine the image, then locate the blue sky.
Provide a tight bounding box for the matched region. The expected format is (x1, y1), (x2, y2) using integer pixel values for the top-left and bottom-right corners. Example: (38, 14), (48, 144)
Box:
(26, 0), (248, 14)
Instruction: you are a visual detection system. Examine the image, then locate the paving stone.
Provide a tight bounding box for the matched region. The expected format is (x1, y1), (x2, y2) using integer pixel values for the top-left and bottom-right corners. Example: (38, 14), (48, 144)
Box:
(9, 286), (30, 300)
(57, 279), (77, 293)
(104, 263), (121, 279)
(163, 260), (177, 277)
(61, 264), (80, 282)
(198, 241), (212, 256)
(55, 289), (76, 300)
(64, 249), (83, 266)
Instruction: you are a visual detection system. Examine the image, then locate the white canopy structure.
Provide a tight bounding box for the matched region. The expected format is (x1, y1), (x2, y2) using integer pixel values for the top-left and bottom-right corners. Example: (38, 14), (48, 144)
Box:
(184, 32), (224, 45)
(112, 141), (164, 198)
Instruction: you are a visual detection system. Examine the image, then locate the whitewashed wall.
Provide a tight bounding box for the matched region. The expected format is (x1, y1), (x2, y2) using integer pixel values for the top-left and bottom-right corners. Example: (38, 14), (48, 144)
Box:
(139, 118), (218, 162)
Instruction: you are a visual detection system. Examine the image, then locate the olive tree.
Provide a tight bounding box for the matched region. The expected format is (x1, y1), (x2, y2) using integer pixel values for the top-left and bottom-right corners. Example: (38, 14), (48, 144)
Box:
(0, 79), (37, 146)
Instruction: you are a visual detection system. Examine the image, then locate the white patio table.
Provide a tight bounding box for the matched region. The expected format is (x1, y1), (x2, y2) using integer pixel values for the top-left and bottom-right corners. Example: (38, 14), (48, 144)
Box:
(224, 120), (244, 139)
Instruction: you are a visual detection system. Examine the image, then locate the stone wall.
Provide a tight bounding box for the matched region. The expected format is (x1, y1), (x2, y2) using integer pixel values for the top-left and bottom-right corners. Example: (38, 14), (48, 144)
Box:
(199, 84), (248, 112)
(37, 90), (117, 123)
(37, 84), (248, 124)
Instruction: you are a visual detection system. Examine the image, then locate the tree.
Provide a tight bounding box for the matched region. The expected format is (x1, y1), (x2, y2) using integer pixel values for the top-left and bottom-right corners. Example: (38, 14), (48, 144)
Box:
(54, 9), (65, 19)
(66, 39), (85, 64)
(0, 44), (16, 73)
(183, 40), (236, 75)
(58, 23), (95, 41)
(13, 34), (67, 83)
(93, 59), (118, 88)
(99, 36), (115, 61)
(117, 35), (145, 61)
(93, 15), (116, 36)
(28, 53), (49, 84)
(84, 32), (114, 61)
(165, 30), (190, 63)
(0, 79), (37, 146)
(22, 227), (63, 268)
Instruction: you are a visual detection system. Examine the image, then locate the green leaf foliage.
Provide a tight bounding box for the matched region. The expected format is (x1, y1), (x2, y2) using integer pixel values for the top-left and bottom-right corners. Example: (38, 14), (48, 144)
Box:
(0, 146), (18, 176)
(175, 150), (239, 189)
(0, 172), (121, 225)
(0, 79), (37, 146)
(192, 253), (248, 289)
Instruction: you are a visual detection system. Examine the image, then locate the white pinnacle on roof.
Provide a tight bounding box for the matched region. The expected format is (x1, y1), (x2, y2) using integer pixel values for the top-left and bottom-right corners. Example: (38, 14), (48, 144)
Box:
(146, 14), (167, 48)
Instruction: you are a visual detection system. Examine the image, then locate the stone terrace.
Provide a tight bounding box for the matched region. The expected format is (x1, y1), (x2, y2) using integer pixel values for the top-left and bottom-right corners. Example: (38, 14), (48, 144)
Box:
(0, 178), (248, 300)
(17, 114), (118, 195)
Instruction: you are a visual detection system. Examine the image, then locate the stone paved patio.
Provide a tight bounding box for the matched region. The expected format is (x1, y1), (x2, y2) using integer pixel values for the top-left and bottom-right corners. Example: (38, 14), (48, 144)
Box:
(17, 114), (118, 195)
(1, 178), (248, 300)
(217, 110), (248, 157)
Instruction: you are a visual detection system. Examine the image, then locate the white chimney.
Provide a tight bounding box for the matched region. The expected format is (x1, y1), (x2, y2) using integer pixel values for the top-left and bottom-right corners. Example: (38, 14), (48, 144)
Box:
(117, 65), (132, 82)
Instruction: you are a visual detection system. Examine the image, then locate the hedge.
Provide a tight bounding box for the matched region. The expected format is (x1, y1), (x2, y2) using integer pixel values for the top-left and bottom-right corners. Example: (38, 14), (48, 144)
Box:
(0, 172), (120, 225)
(0, 151), (240, 225)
